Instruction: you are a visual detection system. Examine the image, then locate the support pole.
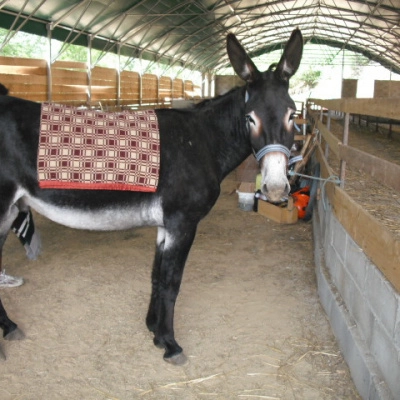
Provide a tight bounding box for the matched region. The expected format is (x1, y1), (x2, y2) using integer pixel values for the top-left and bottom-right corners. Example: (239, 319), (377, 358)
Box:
(157, 74), (160, 106)
(46, 23), (52, 103)
(87, 36), (92, 106)
(117, 44), (121, 108)
(339, 112), (350, 188)
(325, 109), (331, 159)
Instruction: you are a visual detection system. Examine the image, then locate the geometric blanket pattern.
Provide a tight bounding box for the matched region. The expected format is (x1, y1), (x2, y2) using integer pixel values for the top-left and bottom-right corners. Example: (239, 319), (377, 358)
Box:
(37, 104), (160, 192)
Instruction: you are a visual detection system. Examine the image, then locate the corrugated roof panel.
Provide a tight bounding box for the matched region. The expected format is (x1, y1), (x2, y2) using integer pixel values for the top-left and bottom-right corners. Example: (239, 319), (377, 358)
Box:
(0, 0), (399, 74)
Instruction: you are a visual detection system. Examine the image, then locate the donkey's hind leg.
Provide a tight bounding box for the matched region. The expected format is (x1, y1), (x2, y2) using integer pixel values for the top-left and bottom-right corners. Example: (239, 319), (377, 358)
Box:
(0, 183), (23, 268)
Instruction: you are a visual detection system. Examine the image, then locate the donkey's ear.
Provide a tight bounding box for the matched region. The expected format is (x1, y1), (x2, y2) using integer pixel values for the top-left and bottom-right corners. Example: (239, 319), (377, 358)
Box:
(275, 28), (303, 82)
(227, 33), (261, 83)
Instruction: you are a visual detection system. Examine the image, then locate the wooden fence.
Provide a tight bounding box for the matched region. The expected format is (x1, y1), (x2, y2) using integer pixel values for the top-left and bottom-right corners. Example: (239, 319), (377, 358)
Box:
(0, 56), (201, 109)
(307, 98), (400, 292)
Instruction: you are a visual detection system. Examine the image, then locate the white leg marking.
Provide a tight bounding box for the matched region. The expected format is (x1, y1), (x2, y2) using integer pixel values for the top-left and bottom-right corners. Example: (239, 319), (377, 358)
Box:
(157, 227), (166, 250)
(163, 231), (175, 252)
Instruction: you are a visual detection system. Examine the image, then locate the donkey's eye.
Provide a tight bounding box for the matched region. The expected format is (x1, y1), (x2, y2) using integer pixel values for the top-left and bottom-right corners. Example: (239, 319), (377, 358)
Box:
(289, 112), (295, 121)
(246, 114), (256, 125)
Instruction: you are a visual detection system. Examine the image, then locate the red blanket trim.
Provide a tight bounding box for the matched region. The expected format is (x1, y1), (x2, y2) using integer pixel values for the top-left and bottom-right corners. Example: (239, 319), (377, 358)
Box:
(38, 181), (157, 192)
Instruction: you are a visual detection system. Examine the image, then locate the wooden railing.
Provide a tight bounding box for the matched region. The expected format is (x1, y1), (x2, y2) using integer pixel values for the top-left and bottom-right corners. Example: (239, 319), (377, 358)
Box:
(308, 98), (400, 292)
(0, 56), (201, 109)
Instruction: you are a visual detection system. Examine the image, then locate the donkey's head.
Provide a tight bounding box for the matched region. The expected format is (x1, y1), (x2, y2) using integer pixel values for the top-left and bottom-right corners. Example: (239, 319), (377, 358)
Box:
(227, 29), (303, 202)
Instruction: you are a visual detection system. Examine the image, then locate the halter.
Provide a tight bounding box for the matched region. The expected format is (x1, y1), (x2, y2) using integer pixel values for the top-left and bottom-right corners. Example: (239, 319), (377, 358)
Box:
(244, 90), (291, 164)
(255, 144), (291, 163)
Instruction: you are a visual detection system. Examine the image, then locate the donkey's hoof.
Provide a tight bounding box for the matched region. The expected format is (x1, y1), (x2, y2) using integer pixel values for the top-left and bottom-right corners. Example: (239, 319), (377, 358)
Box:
(4, 327), (25, 341)
(163, 351), (188, 366)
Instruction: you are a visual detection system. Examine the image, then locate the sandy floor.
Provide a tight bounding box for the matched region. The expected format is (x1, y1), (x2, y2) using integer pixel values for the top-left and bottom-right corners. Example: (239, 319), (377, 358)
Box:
(0, 174), (359, 399)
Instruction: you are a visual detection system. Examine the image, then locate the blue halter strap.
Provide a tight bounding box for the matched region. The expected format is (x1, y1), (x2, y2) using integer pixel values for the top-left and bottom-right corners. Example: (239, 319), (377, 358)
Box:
(255, 144), (291, 163)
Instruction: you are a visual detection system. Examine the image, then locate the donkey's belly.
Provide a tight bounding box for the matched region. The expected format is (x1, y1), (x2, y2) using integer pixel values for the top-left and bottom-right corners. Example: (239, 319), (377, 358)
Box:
(24, 193), (163, 231)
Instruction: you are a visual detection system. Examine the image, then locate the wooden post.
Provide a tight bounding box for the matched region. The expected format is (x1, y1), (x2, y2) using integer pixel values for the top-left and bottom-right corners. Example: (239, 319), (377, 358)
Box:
(117, 44), (121, 108)
(139, 73), (142, 107)
(339, 112), (350, 188)
(157, 74), (160, 105)
(87, 36), (92, 106)
(46, 23), (52, 103)
(324, 109), (331, 159)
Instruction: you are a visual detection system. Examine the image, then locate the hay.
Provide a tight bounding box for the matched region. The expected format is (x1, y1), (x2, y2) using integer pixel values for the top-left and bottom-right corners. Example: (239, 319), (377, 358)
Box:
(327, 120), (400, 240)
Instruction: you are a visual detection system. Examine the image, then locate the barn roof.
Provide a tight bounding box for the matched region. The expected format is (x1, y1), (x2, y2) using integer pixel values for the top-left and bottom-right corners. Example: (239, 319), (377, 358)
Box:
(0, 0), (399, 74)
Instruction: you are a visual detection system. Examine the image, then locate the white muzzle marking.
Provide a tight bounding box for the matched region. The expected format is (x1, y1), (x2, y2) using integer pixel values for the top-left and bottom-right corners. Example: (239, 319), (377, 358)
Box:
(260, 152), (290, 202)
(255, 144), (290, 203)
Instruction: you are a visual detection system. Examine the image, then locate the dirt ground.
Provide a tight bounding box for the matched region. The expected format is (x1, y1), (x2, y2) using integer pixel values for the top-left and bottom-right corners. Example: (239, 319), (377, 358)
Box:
(0, 173), (360, 399)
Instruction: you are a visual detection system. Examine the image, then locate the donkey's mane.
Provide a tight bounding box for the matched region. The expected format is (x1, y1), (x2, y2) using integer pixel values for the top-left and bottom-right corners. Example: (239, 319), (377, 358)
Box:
(194, 85), (245, 111)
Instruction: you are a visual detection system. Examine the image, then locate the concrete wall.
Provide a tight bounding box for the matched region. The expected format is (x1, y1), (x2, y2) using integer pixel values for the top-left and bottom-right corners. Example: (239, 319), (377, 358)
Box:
(312, 187), (400, 399)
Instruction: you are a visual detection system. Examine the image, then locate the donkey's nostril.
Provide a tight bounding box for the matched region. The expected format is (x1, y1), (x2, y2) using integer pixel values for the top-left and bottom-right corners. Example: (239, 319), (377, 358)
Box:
(262, 183), (268, 195)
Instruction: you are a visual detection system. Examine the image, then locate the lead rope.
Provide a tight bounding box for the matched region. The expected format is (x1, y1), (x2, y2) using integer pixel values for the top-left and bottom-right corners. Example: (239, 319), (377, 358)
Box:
(288, 170), (341, 211)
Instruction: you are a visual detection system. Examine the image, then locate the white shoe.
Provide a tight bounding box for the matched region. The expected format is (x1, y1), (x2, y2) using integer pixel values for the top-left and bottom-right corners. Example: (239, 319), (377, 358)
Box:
(0, 270), (24, 288)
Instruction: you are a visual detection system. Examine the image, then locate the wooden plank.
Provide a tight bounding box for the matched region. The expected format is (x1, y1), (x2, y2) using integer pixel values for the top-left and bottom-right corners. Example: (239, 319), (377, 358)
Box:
(0, 74), (47, 86)
(120, 91), (139, 99)
(52, 92), (88, 102)
(184, 81), (193, 91)
(309, 98), (400, 120)
(91, 66), (117, 82)
(173, 79), (183, 98)
(316, 143), (400, 293)
(120, 70), (139, 78)
(316, 119), (340, 156)
(339, 144), (400, 192)
(7, 87), (47, 98)
(120, 70), (140, 88)
(0, 65), (46, 75)
(52, 69), (87, 83)
(91, 94), (117, 101)
(316, 143), (337, 201)
(294, 134), (307, 141)
(52, 84), (88, 95)
(14, 93), (47, 102)
(333, 186), (400, 293)
(0, 56), (46, 67)
(119, 99), (139, 106)
(52, 60), (87, 70)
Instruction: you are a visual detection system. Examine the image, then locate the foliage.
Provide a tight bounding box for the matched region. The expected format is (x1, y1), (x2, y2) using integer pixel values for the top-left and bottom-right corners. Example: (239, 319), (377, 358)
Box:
(0, 28), (47, 58)
(291, 67), (322, 94)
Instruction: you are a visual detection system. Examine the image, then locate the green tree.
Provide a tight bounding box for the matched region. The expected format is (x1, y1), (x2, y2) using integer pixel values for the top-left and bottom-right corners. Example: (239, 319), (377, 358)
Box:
(291, 67), (321, 94)
(0, 28), (46, 58)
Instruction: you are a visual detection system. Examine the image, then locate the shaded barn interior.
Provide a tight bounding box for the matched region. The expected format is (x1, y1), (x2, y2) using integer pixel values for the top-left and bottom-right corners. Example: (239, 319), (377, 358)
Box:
(0, 2), (400, 399)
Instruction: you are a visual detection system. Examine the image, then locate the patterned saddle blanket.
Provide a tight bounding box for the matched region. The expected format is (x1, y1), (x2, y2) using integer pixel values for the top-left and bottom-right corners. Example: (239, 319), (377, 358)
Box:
(37, 104), (160, 192)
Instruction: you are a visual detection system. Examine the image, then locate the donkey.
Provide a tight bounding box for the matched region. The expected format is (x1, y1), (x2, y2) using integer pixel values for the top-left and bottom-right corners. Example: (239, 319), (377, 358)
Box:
(0, 29), (303, 364)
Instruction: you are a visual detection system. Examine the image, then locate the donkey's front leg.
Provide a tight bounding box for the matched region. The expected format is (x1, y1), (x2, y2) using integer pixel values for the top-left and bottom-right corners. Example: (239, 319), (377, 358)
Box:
(146, 222), (197, 365)
(0, 298), (24, 360)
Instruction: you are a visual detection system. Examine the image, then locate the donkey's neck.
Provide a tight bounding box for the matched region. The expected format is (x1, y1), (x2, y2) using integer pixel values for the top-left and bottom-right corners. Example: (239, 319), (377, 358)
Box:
(198, 87), (253, 181)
